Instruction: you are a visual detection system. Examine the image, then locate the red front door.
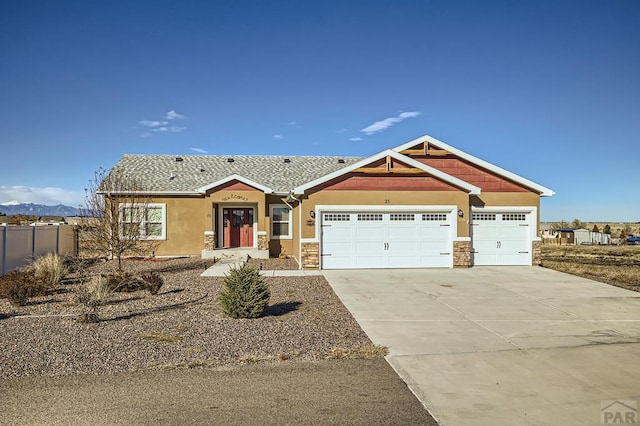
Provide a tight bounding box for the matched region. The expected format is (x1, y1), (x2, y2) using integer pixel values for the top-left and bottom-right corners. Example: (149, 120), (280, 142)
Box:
(223, 208), (254, 248)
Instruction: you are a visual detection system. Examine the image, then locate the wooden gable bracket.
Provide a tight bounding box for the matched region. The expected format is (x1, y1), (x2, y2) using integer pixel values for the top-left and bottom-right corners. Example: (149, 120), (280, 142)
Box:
(400, 141), (450, 156)
(355, 155), (428, 175)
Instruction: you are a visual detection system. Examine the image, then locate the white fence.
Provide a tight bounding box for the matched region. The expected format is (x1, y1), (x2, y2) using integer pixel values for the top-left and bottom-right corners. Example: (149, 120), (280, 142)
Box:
(0, 225), (77, 274)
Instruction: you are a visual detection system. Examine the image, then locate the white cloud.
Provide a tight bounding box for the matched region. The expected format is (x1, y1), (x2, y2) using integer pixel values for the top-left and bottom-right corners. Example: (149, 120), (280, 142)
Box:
(349, 137), (363, 141)
(273, 134), (283, 140)
(360, 111), (421, 135)
(191, 147), (208, 153)
(336, 128), (348, 133)
(140, 120), (168, 128)
(0, 185), (84, 207)
(166, 110), (184, 120)
(138, 111), (187, 137)
(289, 121), (297, 126)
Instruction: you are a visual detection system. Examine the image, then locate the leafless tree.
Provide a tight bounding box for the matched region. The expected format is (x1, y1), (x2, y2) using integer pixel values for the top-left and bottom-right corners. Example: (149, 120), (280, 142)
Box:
(80, 167), (159, 274)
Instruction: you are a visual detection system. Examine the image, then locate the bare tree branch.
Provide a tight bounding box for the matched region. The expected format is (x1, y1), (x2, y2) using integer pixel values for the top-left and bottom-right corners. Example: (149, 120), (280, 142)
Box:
(79, 167), (159, 274)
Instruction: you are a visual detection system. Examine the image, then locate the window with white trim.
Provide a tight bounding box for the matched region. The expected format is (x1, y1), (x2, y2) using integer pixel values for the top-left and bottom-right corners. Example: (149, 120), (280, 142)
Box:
(270, 205), (292, 239)
(120, 203), (166, 240)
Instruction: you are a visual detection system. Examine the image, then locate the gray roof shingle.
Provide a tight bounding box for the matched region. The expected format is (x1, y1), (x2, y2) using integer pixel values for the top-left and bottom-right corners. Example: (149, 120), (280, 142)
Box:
(111, 154), (364, 193)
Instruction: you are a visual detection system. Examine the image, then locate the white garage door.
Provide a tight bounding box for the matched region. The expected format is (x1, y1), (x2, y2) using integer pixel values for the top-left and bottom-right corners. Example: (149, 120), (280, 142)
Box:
(320, 211), (453, 269)
(471, 212), (531, 266)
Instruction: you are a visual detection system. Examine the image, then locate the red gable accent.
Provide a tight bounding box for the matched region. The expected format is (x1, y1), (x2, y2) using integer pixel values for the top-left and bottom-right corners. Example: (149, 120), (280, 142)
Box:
(211, 180), (259, 191)
(416, 157), (529, 192)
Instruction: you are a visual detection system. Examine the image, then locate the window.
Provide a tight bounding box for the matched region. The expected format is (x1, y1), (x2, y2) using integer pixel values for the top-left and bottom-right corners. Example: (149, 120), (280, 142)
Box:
(270, 205), (292, 239)
(357, 213), (382, 221)
(323, 213), (351, 221)
(472, 213), (496, 221)
(120, 203), (166, 240)
(502, 213), (527, 221)
(390, 213), (415, 221)
(422, 213), (447, 221)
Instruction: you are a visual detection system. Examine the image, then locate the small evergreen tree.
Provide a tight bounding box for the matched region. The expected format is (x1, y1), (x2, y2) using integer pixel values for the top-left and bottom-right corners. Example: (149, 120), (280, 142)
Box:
(603, 224), (611, 234)
(219, 264), (270, 319)
(592, 224), (599, 233)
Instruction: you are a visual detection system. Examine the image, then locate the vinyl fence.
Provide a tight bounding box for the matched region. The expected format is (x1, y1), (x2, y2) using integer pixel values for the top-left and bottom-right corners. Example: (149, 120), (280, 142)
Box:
(0, 225), (77, 274)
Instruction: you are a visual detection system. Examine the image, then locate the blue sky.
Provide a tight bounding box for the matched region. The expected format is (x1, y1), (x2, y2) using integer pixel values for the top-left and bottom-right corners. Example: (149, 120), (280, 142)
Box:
(1, 1), (638, 221)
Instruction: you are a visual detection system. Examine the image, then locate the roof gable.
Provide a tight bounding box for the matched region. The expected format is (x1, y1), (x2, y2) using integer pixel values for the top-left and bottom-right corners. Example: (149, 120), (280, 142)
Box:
(294, 149), (481, 195)
(392, 134), (555, 196)
(197, 174), (273, 194)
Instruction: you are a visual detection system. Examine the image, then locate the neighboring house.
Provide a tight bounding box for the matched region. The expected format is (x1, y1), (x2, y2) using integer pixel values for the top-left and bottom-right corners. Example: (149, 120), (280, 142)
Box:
(556, 228), (611, 245)
(106, 134), (554, 269)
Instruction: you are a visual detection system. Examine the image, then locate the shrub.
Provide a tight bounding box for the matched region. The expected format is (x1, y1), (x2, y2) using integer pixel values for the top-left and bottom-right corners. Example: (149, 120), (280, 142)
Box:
(33, 253), (68, 288)
(75, 283), (102, 323)
(219, 264), (270, 319)
(86, 275), (113, 305)
(102, 273), (146, 292)
(0, 270), (41, 306)
(140, 272), (164, 295)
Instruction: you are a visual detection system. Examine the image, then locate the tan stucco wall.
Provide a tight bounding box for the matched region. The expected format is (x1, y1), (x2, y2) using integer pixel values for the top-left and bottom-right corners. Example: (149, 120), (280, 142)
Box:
(148, 196), (208, 256)
(301, 190), (471, 239)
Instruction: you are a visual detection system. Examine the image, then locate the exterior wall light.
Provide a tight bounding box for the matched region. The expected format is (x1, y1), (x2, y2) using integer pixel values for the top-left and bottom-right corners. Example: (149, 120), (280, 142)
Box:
(309, 210), (316, 218)
(458, 209), (464, 218)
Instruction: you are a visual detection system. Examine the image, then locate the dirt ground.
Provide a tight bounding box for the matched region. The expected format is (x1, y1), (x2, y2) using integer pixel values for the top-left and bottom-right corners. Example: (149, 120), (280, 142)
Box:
(0, 359), (437, 426)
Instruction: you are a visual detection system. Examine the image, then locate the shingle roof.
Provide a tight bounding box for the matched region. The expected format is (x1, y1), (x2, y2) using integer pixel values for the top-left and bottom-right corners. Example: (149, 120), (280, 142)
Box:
(110, 154), (364, 193)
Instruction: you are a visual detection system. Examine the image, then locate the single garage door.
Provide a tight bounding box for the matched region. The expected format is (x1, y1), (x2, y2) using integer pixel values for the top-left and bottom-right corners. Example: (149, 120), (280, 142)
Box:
(471, 212), (531, 266)
(321, 211), (453, 269)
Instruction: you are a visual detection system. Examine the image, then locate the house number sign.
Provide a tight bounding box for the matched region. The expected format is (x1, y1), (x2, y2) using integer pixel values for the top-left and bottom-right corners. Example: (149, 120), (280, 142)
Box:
(221, 194), (249, 201)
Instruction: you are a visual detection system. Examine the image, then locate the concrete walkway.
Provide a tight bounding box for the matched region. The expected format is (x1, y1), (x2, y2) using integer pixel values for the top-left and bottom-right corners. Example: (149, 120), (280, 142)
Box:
(323, 267), (640, 425)
(201, 261), (321, 277)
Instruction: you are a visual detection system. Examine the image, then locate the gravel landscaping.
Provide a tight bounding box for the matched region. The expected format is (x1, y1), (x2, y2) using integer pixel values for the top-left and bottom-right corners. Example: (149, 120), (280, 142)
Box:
(247, 257), (299, 270)
(0, 258), (374, 378)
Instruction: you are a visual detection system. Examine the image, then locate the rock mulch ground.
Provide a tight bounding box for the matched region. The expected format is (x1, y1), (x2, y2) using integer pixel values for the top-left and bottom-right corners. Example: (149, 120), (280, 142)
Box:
(247, 257), (299, 270)
(0, 258), (373, 378)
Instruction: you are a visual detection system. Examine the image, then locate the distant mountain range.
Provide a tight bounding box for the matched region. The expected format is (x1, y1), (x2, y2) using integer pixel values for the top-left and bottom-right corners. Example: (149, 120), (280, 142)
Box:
(0, 201), (81, 217)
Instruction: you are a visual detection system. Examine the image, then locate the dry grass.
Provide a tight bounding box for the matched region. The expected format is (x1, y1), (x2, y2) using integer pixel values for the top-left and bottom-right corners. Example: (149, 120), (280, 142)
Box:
(137, 331), (184, 343)
(32, 253), (68, 288)
(327, 345), (388, 360)
(541, 244), (640, 291)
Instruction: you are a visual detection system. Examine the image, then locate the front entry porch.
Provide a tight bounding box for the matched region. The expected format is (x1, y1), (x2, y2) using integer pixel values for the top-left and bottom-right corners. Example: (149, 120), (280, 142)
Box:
(202, 203), (269, 260)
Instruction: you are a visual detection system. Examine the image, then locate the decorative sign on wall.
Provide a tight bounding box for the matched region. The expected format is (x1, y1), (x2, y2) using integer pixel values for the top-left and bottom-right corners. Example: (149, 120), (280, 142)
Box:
(221, 194), (249, 202)
(306, 219), (315, 227)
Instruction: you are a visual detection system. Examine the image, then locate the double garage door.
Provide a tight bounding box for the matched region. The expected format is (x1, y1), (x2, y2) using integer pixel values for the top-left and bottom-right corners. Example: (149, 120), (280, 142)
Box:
(321, 211), (453, 269)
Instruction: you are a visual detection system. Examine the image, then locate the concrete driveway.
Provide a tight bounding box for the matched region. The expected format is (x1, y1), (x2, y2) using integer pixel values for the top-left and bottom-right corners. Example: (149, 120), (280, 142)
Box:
(323, 267), (640, 425)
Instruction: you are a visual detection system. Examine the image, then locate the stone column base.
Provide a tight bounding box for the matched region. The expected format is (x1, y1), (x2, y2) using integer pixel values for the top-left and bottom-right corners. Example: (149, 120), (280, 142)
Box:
(204, 231), (216, 251)
(453, 240), (471, 267)
(301, 242), (320, 269)
(532, 240), (541, 265)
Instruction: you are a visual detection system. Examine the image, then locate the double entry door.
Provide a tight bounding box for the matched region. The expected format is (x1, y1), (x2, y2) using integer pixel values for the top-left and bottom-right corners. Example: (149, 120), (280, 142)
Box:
(223, 208), (254, 248)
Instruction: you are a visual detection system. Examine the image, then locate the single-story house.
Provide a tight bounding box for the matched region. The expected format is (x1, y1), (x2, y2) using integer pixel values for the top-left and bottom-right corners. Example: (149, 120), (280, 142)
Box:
(106, 134), (554, 269)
